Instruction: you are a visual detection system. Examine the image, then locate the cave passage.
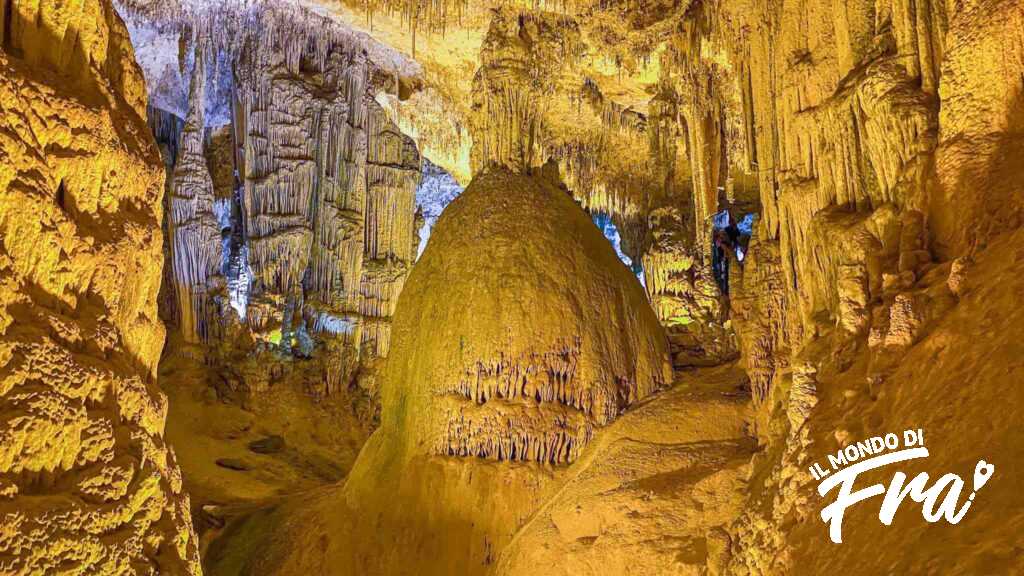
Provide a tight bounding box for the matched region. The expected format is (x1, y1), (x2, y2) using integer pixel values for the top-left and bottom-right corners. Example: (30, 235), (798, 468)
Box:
(0, 0), (1022, 575)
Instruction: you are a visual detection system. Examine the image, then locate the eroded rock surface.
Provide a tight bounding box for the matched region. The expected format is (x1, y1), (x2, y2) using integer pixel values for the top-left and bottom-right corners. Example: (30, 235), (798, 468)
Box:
(0, 0), (200, 573)
(4, 0), (1024, 574)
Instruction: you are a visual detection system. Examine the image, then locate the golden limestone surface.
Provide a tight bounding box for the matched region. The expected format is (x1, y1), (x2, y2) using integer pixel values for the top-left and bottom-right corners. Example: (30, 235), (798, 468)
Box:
(204, 0), (1022, 573)
(2, 0), (1024, 574)
(201, 166), (673, 575)
(0, 0), (200, 573)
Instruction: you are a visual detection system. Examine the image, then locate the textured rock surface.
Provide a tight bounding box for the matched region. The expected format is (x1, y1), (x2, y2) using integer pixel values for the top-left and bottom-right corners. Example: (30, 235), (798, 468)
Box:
(376, 167), (671, 465)
(168, 48), (223, 344)
(357, 2), (741, 357)
(202, 167), (673, 575)
(6, 0), (1024, 573)
(190, 0), (1024, 572)
(122, 1), (426, 398)
(313, 1), (1024, 573)
(0, 0), (200, 573)
(119, 3), (428, 555)
(496, 364), (754, 576)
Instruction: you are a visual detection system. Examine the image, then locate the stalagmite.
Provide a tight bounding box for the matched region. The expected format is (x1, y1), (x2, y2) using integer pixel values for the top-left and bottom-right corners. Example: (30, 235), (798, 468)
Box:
(209, 165), (672, 575)
(168, 46), (224, 343)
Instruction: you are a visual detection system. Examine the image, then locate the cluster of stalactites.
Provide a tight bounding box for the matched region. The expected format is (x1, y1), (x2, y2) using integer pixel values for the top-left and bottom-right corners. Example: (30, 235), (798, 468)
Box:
(463, 7), (666, 264)
(359, 100), (422, 357)
(230, 35), (420, 389)
(735, 1), (938, 348)
(125, 0), (426, 395)
(147, 105), (185, 166)
(236, 44), (369, 305)
(655, 4), (750, 263)
(548, 78), (661, 226)
(117, 0), (378, 79)
(647, 0), (944, 345)
(668, 0), (946, 242)
(433, 344), (645, 465)
(358, 0), (595, 40)
(439, 399), (594, 465)
(468, 8), (585, 175)
(360, 0), (467, 46)
(376, 87), (471, 183)
(576, 77), (647, 134)
(168, 48), (225, 343)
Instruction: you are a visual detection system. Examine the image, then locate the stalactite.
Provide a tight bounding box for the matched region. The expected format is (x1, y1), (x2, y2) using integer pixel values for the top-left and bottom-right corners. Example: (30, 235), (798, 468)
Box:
(359, 98), (422, 358)
(469, 8), (585, 175)
(199, 8), (423, 391)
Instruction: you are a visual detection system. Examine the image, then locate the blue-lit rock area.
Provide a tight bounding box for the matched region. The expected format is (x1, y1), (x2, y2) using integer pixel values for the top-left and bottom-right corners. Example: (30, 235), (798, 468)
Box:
(592, 212), (645, 286)
(415, 159), (463, 258)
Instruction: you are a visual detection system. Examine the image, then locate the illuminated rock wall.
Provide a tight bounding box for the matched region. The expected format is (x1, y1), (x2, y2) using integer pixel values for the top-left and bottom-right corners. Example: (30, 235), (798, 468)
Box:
(92, 2), (1024, 574)
(653, 0), (1024, 572)
(141, 3), (424, 394)
(168, 49), (224, 344)
(382, 166), (671, 466)
(232, 25), (372, 372)
(233, 31), (422, 392)
(360, 102), (422, 359)
(0, 0), (200, 573)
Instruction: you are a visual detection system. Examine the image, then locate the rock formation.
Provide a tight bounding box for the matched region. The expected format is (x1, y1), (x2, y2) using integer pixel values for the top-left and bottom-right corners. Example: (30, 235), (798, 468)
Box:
(0, 0), (200, 573)
(496, 364), (754, 576)
(168, 47), (223, 344)
(202, 165), (673, 575)
(3, 0), (1024, 574)
(129, 1), (426, 397)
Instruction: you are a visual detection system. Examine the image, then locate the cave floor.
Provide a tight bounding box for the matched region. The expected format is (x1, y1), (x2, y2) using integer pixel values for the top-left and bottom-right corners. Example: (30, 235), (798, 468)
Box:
(175, 358), (756, 573)
(156, 342), (373, 555)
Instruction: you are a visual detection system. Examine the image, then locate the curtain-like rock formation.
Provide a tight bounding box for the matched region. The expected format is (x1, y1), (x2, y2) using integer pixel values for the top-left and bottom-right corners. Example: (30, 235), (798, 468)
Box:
(135, 2), (425, 396)
(233, 33), (422, 392)
(0, 0), (200, 573)
(169, 47), (224, 344)
(651, 0), (1024, 572)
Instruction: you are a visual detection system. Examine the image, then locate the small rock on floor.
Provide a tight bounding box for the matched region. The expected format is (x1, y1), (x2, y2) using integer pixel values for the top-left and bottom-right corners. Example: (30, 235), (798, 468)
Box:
(215, 458), (250, 471)
(248, 435), (285, 454)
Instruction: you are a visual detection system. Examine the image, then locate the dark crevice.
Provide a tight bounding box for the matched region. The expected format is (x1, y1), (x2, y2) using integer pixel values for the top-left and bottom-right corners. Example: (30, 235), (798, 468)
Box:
(2, 0), (13, 50)
(55, 180), (67, 212)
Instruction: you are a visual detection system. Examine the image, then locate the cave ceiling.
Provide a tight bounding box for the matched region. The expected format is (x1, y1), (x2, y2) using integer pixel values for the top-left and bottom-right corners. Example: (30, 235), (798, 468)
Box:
(119, 0), (711, 225)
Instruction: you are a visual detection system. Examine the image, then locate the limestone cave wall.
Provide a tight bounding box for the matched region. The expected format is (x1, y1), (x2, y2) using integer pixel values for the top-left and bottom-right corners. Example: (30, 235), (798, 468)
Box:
(0, 0), (200, 573)
(131, 2), (425, 398)
(659, 0), (1024, 571)
(3, 0), (1023, 574)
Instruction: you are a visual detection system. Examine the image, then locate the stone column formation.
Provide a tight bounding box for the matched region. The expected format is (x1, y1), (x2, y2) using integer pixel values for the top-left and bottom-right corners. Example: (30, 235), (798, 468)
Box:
(146, 3), (423, 394)
(0, 0), (200, 573)
(169, 46), (223, 345)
